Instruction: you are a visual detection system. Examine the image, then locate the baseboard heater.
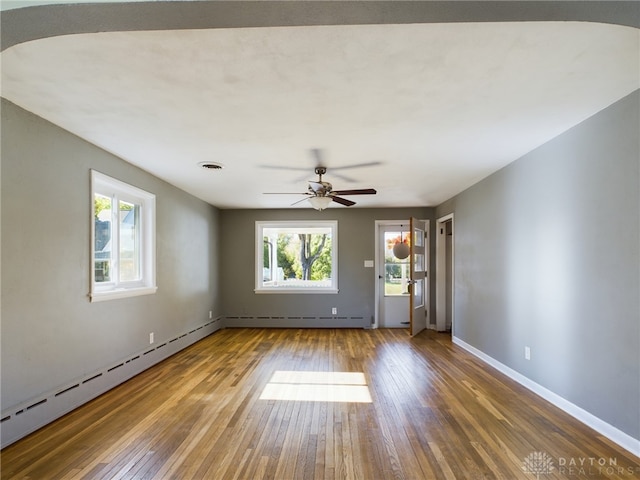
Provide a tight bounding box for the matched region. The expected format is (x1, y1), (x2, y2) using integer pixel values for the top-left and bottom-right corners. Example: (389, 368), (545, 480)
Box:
(224, 315), (368, 328)
(0, 318), (223, 449)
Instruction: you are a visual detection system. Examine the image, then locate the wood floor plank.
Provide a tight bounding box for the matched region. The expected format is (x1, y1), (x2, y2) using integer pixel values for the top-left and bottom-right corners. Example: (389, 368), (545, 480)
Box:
(2, 328), (639, 479)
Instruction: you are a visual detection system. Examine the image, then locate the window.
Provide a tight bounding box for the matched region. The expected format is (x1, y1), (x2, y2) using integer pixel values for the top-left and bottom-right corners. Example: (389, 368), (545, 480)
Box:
(91, 170), (156, 302)
(256, 221), (337, 293)
(384, 229), (410, 296)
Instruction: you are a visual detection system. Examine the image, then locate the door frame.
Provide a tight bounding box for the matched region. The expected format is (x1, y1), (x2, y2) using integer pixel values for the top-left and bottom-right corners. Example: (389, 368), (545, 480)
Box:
(374, 220), (404, 329)
(374, 219), (429, 330)
(436, 213), (454, 332)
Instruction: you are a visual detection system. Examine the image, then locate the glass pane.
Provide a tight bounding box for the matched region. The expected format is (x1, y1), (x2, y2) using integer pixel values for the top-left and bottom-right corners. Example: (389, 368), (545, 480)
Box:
(414, 253), (424, 272)
(413, 278), (424, 308)
(384, 230), (410, 296)
(94, 194), (112, 282)
(414, 228), (424, 247)
(262, 226), (332, 288)
(119, 200), (140, 282)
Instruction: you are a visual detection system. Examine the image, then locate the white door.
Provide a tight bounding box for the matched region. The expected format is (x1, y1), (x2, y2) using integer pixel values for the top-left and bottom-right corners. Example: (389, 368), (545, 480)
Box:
(378, 224), (411, 328)
(409, 217), (428, 336)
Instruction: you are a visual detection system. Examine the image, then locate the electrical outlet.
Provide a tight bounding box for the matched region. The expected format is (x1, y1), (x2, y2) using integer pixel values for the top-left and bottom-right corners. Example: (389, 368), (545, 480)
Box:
(149, 332), (154, 344)
(524, 346), (531, 360)
(209, 311), (213, 319)
(332, 307), (337, 315)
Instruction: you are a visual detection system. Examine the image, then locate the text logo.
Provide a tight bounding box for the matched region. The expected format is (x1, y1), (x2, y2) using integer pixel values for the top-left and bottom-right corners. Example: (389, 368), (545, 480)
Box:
(523, 451), (555, 479)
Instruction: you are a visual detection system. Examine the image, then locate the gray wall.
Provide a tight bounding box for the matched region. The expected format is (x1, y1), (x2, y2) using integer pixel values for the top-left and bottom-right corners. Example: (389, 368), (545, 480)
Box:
(220, 207), (432, 328)
(1, 99), (221, 414)
(436, 90), (640, 440)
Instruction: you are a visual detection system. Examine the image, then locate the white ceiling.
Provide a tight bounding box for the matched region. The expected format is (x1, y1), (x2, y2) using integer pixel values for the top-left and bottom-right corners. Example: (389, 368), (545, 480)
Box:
(1, 20), (638, 209)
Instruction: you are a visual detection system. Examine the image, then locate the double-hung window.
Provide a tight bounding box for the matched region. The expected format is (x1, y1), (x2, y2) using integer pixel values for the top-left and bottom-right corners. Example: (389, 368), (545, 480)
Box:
(91, 170), (156, 302)
(256, 221), (338, 293)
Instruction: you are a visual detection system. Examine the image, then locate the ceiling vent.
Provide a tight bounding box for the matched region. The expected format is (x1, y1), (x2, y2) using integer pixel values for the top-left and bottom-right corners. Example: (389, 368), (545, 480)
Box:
(199, 162), (224, 170)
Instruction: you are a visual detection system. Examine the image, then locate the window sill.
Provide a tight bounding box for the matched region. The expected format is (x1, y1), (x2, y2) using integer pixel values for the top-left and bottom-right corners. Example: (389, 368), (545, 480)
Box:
(90, 286), (158, 302)
(254, 288), (339, 294)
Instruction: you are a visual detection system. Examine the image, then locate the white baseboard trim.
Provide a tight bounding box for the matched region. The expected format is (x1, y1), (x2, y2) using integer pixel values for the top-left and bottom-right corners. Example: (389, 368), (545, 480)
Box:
(452, 335), (640, 458)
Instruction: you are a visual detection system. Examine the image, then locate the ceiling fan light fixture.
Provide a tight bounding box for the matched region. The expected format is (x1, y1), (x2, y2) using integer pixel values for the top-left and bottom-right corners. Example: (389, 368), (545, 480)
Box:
(308, 196), (333, 211)
(263, 158), (377, 208)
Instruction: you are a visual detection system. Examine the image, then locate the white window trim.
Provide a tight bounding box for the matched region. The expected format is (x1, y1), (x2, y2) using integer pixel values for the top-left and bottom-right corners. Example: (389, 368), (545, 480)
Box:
(90, 170), (157, 302)
(255, 220), (338, 294)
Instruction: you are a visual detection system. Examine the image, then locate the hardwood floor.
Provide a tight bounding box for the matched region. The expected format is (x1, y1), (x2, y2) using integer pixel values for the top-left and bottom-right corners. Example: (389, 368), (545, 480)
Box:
(2, 328), (639, 479)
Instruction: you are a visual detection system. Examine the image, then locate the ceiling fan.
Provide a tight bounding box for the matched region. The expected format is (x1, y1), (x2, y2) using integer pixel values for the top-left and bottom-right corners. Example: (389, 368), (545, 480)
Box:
(264, 165), (377, 210)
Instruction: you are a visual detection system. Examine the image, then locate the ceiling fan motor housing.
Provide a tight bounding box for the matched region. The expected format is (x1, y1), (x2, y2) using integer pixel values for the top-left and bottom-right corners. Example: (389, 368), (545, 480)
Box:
(308, 181), (332, 196)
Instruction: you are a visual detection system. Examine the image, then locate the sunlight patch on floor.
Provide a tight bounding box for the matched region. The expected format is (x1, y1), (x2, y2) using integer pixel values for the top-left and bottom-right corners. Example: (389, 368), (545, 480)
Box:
(260, 371), (372, 403)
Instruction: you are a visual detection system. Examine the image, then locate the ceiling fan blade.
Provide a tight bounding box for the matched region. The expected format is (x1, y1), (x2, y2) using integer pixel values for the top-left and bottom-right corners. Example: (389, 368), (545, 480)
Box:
(329, 172), (357, 183)
(260, 165), (310, 172)
(332, 196), (356, 207)
(291, 197), (312, 206)
(263, 192), (309, 195)
(331, 188), (377, 196)
(330, 161), (382, 171)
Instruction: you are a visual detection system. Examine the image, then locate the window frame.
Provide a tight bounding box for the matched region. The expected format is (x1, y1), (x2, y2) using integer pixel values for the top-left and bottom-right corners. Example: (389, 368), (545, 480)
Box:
(255, 220), (338, 294)
(90, 170), (157, 302)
